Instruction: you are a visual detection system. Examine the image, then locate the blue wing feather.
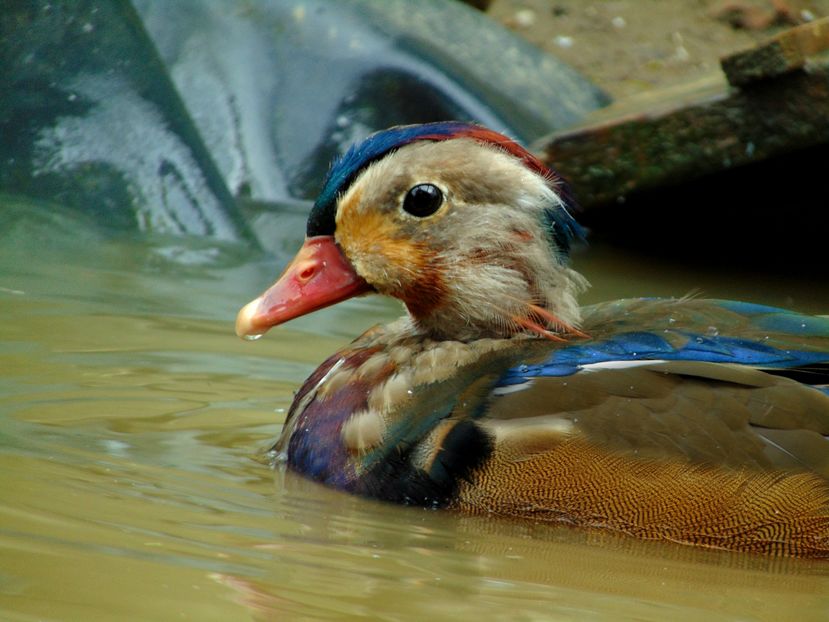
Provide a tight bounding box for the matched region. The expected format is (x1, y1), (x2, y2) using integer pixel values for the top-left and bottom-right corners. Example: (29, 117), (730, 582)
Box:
(500, 299), (829, 386)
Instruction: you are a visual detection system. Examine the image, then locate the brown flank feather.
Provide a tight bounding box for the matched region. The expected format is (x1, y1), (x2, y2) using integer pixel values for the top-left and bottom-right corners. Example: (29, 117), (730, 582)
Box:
(453, 439), (829, 558)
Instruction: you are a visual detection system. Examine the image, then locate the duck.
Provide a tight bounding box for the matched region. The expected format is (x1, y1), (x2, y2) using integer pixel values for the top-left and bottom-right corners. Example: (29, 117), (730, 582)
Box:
(236, 122), (829, 558)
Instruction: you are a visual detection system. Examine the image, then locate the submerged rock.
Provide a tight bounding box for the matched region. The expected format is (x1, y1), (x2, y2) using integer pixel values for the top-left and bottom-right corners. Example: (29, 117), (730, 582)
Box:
(2, 0), (606, 242)
(0, 1), (254, 242)
(135, 0), (608, 203)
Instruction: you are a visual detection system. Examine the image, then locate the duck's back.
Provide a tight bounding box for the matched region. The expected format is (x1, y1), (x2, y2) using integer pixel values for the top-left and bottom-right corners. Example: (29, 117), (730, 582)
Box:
(483, 298), (829, 475)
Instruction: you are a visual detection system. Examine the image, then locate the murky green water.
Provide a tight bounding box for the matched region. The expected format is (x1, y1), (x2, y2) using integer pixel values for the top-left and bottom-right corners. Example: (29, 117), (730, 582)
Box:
(2, 198), (828, 621)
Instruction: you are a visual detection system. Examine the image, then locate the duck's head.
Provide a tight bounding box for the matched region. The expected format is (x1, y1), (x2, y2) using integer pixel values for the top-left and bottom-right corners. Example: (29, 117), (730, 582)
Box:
(236, 122), (588, 342)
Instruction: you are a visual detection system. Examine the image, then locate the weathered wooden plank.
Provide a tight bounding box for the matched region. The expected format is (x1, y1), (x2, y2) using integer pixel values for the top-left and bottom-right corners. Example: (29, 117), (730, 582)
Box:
(721, 16), (829, 86)
(536, 21), (829, 209)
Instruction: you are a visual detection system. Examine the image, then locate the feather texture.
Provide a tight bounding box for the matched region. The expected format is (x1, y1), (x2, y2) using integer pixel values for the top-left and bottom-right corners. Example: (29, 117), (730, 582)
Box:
(272, 299), (829, 556)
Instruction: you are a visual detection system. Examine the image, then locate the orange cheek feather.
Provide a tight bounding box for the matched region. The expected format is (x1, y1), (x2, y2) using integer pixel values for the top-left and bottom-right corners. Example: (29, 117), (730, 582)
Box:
(337, 208), (447, 319)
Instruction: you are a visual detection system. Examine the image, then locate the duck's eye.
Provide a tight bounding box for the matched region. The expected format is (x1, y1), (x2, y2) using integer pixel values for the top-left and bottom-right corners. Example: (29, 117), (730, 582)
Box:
(402, 183), (443, 217)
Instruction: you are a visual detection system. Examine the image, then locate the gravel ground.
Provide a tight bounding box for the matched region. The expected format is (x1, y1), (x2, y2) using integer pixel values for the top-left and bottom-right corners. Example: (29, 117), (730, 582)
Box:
(488, 0), (829, 99)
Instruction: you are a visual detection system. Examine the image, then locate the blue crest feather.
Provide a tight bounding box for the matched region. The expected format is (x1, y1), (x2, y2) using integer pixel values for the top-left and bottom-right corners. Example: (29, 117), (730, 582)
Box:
(306, 122), (584, 258)
(307, 122), (473, 236)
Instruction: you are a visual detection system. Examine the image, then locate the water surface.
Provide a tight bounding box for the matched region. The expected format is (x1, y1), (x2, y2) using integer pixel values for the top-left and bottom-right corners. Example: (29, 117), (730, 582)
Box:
(1, 199), (827, 621)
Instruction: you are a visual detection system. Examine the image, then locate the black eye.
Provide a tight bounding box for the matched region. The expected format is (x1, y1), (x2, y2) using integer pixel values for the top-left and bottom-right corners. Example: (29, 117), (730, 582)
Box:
(402, 183), (443, 217)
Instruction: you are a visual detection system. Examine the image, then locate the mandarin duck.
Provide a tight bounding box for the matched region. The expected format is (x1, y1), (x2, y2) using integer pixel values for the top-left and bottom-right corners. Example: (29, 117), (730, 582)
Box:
(236, 122), (829, 558)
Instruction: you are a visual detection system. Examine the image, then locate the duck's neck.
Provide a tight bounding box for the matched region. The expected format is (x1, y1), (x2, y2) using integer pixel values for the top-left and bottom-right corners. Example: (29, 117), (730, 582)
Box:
(406, 263), (589, 342)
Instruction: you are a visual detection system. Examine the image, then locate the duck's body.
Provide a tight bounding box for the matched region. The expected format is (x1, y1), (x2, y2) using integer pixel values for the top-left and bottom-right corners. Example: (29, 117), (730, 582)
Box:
(237, 122), (829, 557)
